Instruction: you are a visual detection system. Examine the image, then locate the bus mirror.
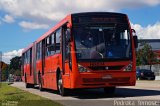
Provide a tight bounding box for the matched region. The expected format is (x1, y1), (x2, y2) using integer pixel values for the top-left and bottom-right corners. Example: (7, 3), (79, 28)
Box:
(132, 29), (138, 48)
(132, 29), (136, 36)
(133, 36), (138, 48)
(66, 29), (71, 42)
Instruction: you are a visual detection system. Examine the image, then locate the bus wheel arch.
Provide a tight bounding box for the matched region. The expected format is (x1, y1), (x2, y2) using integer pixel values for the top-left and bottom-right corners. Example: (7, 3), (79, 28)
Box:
(56, 68), (68, 96)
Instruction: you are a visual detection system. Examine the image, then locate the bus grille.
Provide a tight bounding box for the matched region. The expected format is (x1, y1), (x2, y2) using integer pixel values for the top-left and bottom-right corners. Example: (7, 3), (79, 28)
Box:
(88, 65), (124, 71)
(83, 77), (130, 83)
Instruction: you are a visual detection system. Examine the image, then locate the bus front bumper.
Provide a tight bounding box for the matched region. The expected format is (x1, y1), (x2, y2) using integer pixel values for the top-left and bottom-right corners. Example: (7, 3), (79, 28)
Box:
(71, 71), (136, 89)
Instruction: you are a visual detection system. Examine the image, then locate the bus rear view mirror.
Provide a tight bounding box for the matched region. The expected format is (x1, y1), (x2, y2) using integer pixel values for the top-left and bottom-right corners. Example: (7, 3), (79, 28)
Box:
(133, 36), (138, 48)
(132, 29), (138, 48)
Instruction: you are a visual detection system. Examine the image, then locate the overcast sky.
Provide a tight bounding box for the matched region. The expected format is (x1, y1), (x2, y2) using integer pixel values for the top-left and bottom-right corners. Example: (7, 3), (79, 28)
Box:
(0, 0), (160, 63)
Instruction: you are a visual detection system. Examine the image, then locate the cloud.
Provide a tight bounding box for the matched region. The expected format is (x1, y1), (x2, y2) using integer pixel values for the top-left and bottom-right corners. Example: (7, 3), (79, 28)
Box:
(19, 21), (49, 30)
(2, 14), (15, 23)
(131, 22), (160, 39)
(2, 49), (24, 63)
(0, 0), (160, 25)
(0, 0), (160, 32)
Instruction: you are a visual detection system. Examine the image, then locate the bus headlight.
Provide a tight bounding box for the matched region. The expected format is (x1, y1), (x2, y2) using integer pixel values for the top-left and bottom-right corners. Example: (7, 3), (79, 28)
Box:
(123, 63), (132, 71)
(78, 64), (89, 72)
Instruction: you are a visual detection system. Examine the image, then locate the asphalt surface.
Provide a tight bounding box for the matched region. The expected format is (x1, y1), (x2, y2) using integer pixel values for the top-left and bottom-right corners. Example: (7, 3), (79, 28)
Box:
(11, 81), (160, 106)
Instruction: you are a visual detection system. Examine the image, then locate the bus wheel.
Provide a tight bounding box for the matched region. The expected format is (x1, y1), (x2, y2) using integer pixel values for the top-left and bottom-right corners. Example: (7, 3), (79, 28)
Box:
(57, 73), (67, 96)
(26, 83), (34, 88)
(38, 74), (44, 91)
(26, 83), (30, 88)
(104, 87), (116, 96)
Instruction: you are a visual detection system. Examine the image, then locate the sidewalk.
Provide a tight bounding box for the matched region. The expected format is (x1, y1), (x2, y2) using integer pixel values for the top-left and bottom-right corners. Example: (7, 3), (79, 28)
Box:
(155, 76), (160, 80)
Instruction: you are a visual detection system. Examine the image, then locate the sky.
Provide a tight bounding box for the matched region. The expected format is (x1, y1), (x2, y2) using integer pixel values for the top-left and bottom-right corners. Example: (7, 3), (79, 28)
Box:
(0, 0), (160, 63)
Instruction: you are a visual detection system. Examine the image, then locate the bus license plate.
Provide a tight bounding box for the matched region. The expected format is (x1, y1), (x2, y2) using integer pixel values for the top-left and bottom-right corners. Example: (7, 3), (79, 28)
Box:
(102, 75), (112, 79)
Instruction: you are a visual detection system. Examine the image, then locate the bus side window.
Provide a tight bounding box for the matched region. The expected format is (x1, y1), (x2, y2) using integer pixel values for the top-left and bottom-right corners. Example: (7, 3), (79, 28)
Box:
(46, 36), (51, 56)
(24, 52), (26, 64)
(27, 50), (30, 64)
(55, 28), (61, 53)
(36, 43), (39, 60)
(65, 28), (71, 60)
(45, 34), (55, 56)
(36, 42), (42, 60)
(50, 33), (55, 55)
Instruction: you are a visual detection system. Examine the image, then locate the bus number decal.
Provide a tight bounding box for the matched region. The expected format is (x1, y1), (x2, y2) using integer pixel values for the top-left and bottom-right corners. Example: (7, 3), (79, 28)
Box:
(90, 62), (104, 67)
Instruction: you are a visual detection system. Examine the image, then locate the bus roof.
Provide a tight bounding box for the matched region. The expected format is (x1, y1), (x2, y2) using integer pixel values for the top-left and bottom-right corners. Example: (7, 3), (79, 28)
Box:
(71, 12), (127, 17)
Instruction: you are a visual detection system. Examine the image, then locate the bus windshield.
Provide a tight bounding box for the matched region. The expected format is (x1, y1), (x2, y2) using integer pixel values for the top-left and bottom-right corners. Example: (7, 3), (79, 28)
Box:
(73, 24), (132, 61)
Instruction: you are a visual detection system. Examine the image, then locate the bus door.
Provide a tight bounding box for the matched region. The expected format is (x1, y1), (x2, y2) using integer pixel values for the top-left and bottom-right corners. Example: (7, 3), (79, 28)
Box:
(42, 39), (45, 76)
(62, 25), (72, 77)
(32, 42), (37, 84)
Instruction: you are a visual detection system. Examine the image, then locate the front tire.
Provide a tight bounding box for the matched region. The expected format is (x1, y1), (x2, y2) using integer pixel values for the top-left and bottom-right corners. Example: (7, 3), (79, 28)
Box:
(57, 73), (68, 96)
(104, 87), (116, 96)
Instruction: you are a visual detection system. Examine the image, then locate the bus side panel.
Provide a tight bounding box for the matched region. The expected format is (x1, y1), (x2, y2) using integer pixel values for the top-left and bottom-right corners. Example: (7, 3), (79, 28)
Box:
(50, 55), (59, 90)
(54, 54), (63, 90)
(42, 54), (62, 90)
(25, 64), (34, 84)
(44, 57), (50, 88)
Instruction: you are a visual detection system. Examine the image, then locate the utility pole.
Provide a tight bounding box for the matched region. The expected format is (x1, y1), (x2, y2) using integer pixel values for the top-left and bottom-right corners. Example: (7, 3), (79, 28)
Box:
(0, 51), (2, 87)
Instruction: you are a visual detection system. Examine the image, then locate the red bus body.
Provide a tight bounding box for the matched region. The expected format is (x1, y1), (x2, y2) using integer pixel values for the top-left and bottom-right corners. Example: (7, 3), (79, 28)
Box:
(22, 12), (136, 94)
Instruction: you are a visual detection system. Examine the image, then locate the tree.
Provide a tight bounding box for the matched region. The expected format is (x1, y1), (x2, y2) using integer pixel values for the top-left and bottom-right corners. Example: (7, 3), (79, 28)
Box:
(10, 56), (21, 70)
(9, 56), (21, 75)
(1, 66), (9, 81)
(0, 61), (9, 81)
(136, 42), (158, 69)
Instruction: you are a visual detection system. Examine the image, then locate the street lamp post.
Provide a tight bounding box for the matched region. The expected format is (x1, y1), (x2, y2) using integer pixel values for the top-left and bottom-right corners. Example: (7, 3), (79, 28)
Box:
(0, 51), (2, 87)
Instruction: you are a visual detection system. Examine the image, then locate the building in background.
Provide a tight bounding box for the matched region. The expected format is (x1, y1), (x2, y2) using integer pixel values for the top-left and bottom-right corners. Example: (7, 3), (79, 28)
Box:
(138, 39), (160, 79)
(138, 39), (160, 63)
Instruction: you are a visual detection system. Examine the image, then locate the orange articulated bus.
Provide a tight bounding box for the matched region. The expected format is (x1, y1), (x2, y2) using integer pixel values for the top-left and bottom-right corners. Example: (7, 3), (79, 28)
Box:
(21, 12), (138, 96)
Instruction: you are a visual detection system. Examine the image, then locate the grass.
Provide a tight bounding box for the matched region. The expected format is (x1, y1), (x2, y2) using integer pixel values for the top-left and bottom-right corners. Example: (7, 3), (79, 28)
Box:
(0, 83), (63, 106)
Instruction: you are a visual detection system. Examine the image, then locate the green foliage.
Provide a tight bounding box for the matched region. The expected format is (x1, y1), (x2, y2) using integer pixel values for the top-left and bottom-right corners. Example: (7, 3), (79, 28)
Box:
(9, 56), (21, 76)
(1, 56), (22, 81)
(9, 56), (21, 70)
(14, 70), (21, 76)
(1, 66), (9, 81)
(136, 42), (157, 66)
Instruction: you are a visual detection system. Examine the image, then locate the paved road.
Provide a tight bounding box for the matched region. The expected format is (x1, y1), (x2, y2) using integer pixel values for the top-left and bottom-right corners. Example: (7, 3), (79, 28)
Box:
(11, 81), (160, 106)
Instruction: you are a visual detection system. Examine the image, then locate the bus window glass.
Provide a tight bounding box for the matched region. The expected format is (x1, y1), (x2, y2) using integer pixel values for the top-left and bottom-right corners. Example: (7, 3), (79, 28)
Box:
(36, 42), (42, 60)
(73, 24), (132, 60)
(46, 35), (55, 56)
(55, 29), (61, 53)
(51, 33), (54, 45)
